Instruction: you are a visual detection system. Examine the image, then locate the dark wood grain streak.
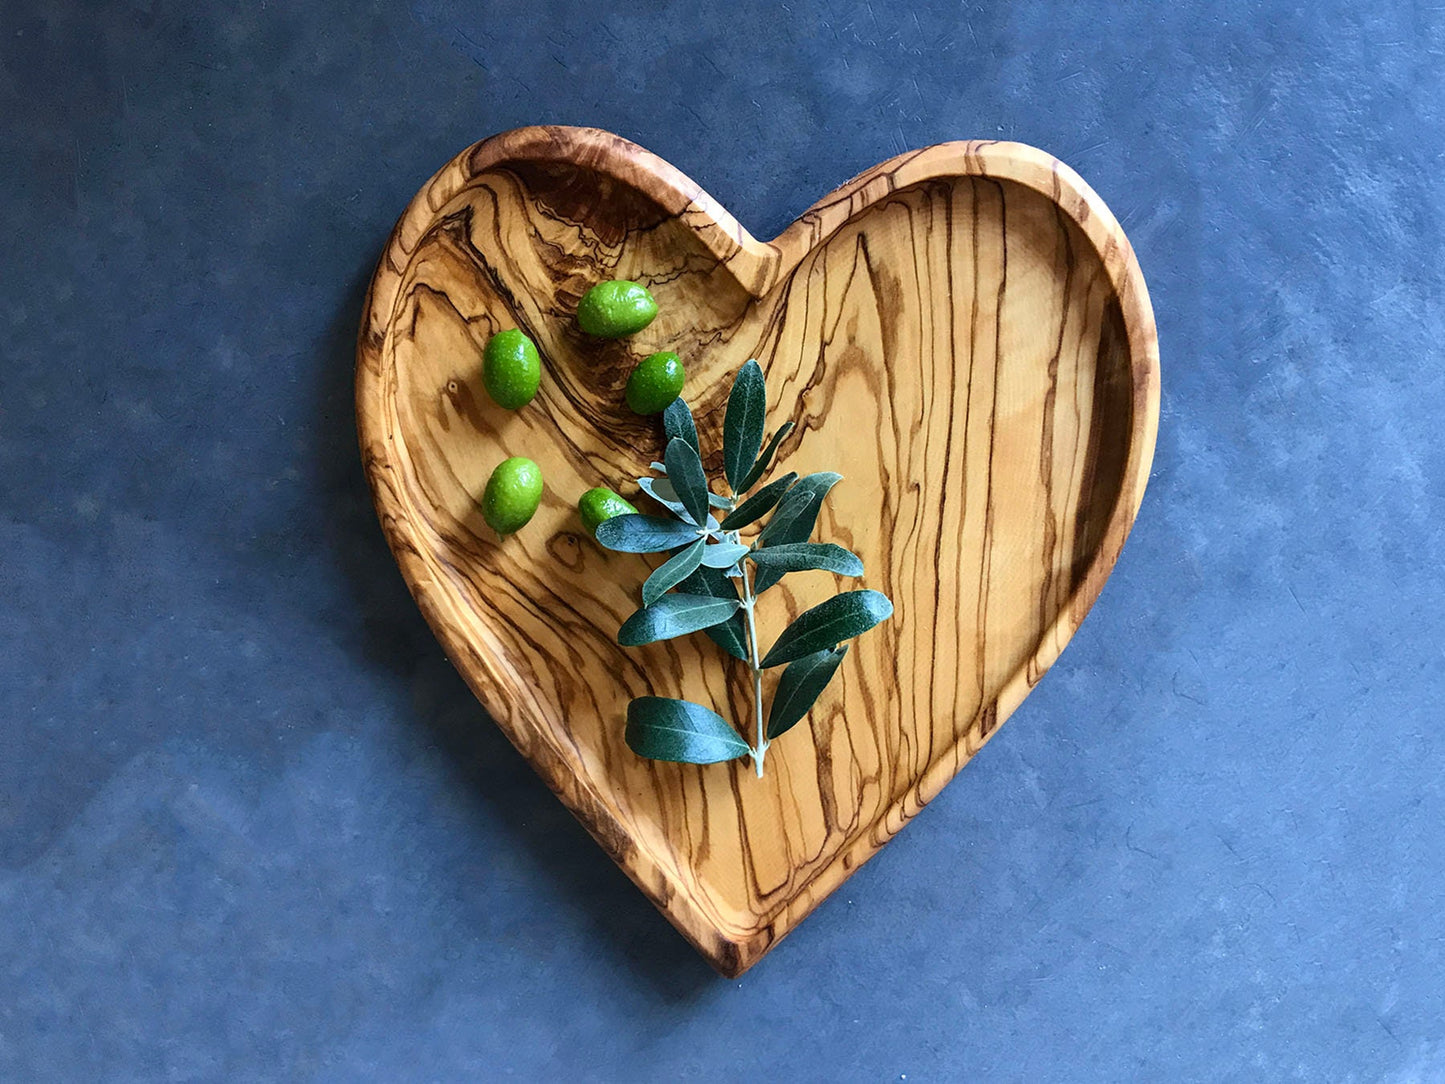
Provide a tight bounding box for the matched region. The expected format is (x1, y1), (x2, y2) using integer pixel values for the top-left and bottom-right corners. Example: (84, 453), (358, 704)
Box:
(355, 127), (1160, 976)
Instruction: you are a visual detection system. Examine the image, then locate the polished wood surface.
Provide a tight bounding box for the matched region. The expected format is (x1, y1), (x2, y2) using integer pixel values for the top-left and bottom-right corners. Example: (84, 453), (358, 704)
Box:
(355, 126), (1160, 976)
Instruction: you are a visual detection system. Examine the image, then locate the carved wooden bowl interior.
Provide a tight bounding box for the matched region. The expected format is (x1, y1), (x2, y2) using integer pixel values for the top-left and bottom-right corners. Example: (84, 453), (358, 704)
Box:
(356, 127), (1159, 976)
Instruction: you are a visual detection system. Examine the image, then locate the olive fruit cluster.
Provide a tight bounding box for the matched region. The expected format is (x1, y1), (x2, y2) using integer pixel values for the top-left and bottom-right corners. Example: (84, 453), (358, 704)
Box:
(477, 280), (687, 537)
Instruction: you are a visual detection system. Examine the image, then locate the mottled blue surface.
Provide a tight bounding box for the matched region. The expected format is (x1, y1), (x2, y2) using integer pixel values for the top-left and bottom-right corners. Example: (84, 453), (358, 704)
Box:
(3, 2), (1443, 1079)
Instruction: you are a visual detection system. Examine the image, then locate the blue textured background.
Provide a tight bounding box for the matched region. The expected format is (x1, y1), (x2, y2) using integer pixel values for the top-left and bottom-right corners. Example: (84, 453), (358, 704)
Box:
(3, 2), (1443, 1079)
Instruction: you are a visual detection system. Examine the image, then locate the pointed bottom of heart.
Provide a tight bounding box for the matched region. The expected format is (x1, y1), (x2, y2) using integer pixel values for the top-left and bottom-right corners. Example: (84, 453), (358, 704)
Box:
(356, 126), (1159, 976)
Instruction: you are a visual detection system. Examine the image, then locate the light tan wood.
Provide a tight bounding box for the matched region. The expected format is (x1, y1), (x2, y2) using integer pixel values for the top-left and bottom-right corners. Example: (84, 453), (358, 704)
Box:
(356, 126), (1160, 976)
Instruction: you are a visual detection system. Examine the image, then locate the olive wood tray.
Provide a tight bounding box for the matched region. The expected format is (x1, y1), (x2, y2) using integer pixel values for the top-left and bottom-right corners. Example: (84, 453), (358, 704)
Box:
(355, 126), (1159, 976)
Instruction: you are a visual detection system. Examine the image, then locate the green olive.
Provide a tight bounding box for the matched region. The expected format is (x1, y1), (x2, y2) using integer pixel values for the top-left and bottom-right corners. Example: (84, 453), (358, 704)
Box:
(576, 280), (658, 338)
(482, 329), (542, 410)
(625, 351), (685, 415)
(578, 487), (638, 537)
(482, 457), (543, 535)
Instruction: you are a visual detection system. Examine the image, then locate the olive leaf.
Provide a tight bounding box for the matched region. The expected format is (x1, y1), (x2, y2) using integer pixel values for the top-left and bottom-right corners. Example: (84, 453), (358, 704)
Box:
(662, 396), (699, 456)
(754, 472), (843, 591)
(738, 421), (795, 493)
(748, 542), (863, 578)
(767, 645), (849, 739)
(760, 589), (893, 668)
(723, 359), (767, 492)
(700, 541), (750, 569)
(626, 696), (750, 764)
(648, 444), (729, 514)
(663, 437), (710, 528)
(617, 593), (742, 647)
(758, 472), (842, 546)
(757, 489), (818, 549)
(719, 472), (796, 531)
(595, 513), (701, 553)
(676, 566), (748, 660)
(642, 537), (706, 606)
(636, 476), (692, 523)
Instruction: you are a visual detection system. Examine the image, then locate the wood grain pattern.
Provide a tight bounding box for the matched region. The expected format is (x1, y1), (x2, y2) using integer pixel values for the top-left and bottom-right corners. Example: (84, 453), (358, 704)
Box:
(355, 126), (1160, 976)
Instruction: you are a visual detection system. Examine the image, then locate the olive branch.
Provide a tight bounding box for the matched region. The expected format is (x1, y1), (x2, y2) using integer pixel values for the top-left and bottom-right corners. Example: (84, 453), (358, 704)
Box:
(594, 361), (893, 777)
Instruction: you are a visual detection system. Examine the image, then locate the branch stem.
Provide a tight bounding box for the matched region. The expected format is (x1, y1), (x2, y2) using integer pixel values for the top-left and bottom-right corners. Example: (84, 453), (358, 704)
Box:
(735, 535), (768, 777)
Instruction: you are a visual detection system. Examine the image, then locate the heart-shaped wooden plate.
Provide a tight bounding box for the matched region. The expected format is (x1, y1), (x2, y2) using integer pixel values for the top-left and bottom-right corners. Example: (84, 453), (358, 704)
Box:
(356, 126), (1158, 976)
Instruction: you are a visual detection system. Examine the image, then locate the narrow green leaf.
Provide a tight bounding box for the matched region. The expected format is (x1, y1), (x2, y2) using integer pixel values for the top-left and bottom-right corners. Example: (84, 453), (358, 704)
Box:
(758, 472), (842, 546)
(664, 437), (710, 528)
(738, 421), (795, 493)
(618, 593), (741, 647)
(636, 476), (693, 523)
(676, 566), (749, 660)
(719, 472), (796, 531)
(626, 696), (750, 764)
(754, 472), (843, 590)
(595, 513), (701, 553)
(767, 645), (849, 739)
(662, 397), (700, 456)
(650, 459), (728, 511)
(723, 360), (767, 492)
(748, 542), (863, 578)
(700, 541), (750, 569)
(760, 589), (893, 668)
(642, 538), (706, 606)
